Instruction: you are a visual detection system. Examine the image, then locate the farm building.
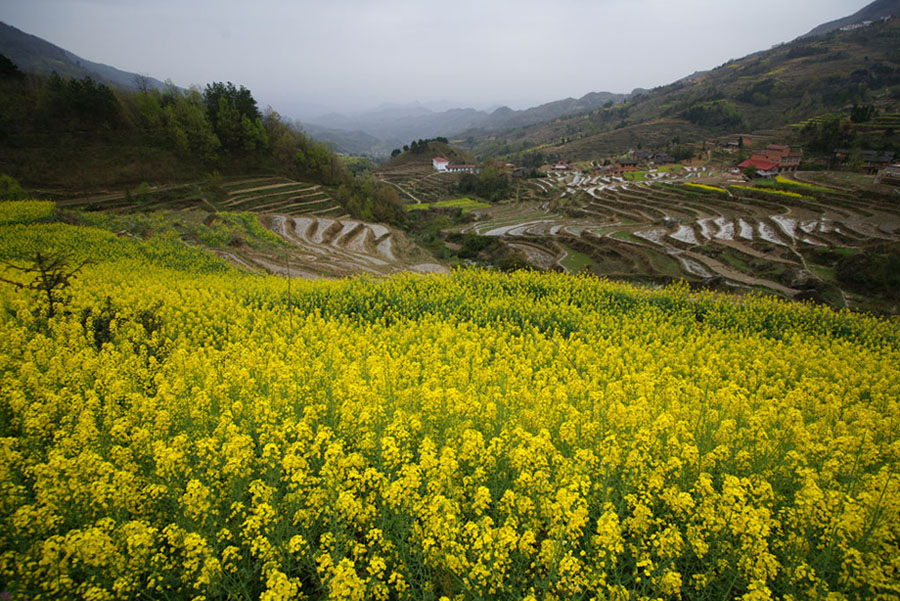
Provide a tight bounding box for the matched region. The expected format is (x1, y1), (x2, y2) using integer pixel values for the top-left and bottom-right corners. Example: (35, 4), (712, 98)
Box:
(433, 157), (449, 172)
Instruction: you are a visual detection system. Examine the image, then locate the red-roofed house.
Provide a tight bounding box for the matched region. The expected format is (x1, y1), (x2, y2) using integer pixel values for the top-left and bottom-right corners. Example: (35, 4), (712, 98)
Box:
(433, 157), (449, 172)
(748, 145), (802, 172)
(738, 158), (779, 177)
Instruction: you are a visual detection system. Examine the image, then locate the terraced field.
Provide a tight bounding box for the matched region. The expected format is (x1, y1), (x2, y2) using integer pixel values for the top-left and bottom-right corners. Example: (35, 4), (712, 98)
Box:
(376, 165), (463, 205)
(454, 167), (900, 308)
(218, 177), (342, 216)
(55, 176), (343, 216)
(255, 215), (446, 278)
(54, 176), (446, 279)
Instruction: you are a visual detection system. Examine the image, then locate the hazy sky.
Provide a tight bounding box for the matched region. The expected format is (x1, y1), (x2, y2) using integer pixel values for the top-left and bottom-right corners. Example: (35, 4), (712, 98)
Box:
(2, 0), (872, 118)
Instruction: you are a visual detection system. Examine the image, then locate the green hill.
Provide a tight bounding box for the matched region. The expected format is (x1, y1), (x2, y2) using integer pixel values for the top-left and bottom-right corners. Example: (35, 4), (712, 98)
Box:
(380, 140), (474, 170)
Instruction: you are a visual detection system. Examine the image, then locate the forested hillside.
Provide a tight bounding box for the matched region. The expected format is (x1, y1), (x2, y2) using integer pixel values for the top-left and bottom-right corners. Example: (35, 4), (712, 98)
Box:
(0, 61), (405, 224)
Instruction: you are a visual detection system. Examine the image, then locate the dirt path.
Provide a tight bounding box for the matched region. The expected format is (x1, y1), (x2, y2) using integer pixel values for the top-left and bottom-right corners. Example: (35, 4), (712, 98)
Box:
(682, 251), (798, 295)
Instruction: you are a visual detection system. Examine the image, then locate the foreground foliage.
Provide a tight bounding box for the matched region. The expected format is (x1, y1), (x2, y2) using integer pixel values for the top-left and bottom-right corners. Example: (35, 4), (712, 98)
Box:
(1, 202), (899, 600)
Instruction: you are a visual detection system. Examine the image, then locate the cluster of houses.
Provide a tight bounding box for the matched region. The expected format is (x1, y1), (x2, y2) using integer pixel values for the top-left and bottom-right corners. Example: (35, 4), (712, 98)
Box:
(738, 144), (803, 177)
(833, 149), (896, 174)
(549, 150), (675, 176)
(433, 140), (898, 184)
(592, 161), (640, 177)
(632, 150), (676, 164)
(839, 15), (891, 32)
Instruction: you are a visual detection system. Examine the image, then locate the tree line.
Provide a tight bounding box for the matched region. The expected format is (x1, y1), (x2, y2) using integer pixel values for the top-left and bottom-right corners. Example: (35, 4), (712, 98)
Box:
(0, 56), (405, 224)
(390, 137), (449, 158)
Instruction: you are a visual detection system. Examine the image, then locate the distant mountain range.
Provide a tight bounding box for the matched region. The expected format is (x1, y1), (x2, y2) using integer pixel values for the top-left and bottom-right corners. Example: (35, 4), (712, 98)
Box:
(799, 0), (899, 38)
(0, 21), (169, 91)
(303, 91), (632, 156)
(302, 0), (900, 157)
(0, 18), (631, 157)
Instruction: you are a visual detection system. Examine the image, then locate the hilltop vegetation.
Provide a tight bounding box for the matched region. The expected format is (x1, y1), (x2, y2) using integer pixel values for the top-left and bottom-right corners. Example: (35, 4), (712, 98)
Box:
(0, 200), (899, 600)
(384, 139), (472, 167)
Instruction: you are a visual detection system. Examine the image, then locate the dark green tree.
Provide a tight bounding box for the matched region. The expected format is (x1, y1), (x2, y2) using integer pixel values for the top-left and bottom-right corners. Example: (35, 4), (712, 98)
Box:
(850, 104), (876, 123)
(0, 54), (24, 80)
(203, 82), (260, 126)
(202, 82), (265, 153)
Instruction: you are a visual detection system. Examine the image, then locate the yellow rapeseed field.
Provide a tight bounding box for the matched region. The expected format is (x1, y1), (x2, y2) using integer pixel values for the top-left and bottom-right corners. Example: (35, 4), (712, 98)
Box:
(1, 202), (899, 600)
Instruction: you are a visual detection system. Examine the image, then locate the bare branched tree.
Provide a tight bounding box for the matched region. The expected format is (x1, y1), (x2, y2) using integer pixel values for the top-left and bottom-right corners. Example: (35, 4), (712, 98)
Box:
(134, 73), (152, 94)
(0, 251), (90, 317)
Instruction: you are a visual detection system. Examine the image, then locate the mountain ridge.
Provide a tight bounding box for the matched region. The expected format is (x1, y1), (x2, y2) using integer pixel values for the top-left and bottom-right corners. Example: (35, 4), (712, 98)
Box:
(464, 14), (900, 161)
(0, 21), (170, 91)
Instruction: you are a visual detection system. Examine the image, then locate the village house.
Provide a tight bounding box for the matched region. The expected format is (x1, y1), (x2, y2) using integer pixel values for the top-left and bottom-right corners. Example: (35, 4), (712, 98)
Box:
(553, 161), (571, 171)
(739, 144), (801, 174)
(596, 162), (640, 176)
(445, 164), (477, 173)
(833, 149), (897, 174)
(493, 161), (517, 174)
(839, 16), (890, 33)
(433, 157), (478, 173)
(875, 163), (900, 185)
(761, 145), (802, 172)
(723, 136), (753, 152)
(737, 157), (779, 178)
(628, 150), (674, 165)
(833, 148), (850, 162)
(862, 151), (896, 174)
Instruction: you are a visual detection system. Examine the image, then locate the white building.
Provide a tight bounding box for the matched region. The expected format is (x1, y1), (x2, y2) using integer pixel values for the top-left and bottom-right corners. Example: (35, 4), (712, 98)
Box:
(433, 157), (449, 172)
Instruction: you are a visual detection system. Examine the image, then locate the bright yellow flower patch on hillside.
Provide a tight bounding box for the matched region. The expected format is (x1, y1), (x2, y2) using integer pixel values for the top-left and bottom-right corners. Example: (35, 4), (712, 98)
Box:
(1, 210), (898, 600)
